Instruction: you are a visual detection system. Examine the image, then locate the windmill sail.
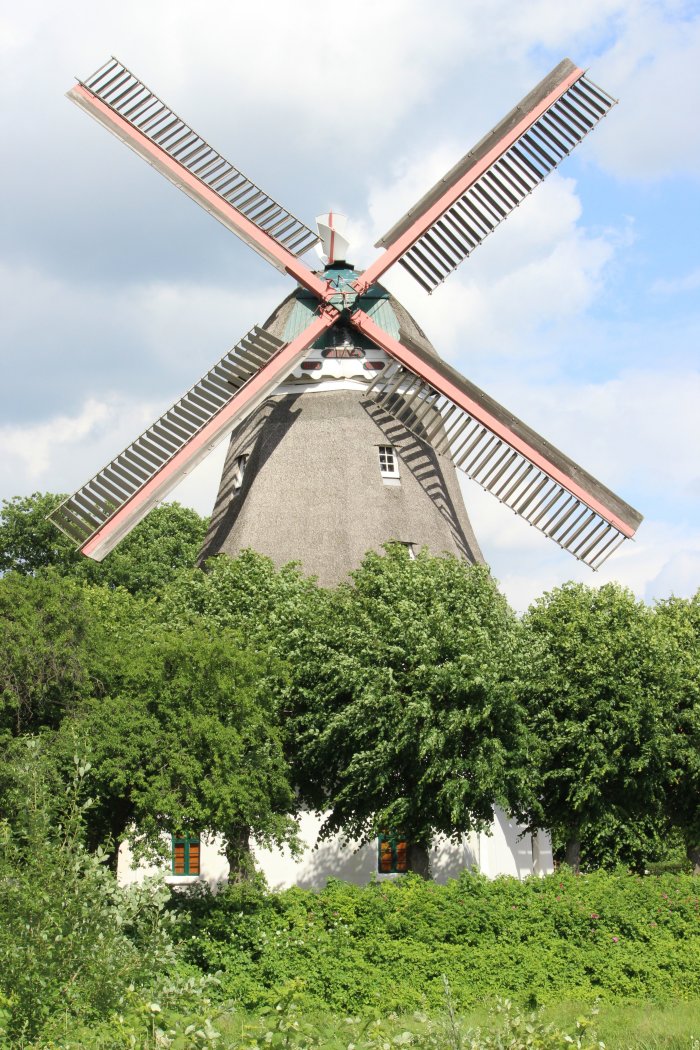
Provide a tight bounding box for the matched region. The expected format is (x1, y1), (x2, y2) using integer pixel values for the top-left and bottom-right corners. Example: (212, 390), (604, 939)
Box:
(50, 313), (336, 561)
(357, 60), (615, 293)
(351, 311), (642, 570)
(69, 58), (326, 295)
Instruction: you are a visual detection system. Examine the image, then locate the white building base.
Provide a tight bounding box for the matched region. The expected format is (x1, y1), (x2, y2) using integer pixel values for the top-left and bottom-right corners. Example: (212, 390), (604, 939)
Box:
(118, 808), (553, 890)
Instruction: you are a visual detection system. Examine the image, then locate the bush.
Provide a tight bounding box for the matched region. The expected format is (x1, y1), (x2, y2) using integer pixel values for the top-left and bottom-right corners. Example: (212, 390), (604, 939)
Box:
(0, 742), (179, 1043)
(177, 869), (700, 1014)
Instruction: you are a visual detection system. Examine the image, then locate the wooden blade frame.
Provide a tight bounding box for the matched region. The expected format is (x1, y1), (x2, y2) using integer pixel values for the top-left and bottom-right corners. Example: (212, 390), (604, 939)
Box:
(70, 58), (327, 298)
(57, 56), (640, 567)
(354, 60), (616, 294)
(50, 310), (337, 560)
(351, 311), (642, 570)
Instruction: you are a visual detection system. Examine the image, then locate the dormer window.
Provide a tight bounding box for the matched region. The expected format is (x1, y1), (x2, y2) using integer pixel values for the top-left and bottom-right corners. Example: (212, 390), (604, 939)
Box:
(232, 454), (248, 490)
(378, 445), (400, 482)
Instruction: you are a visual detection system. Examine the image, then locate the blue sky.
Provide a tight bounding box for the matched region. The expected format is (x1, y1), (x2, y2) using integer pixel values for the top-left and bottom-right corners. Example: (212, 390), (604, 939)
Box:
(1, 0), (698, 610)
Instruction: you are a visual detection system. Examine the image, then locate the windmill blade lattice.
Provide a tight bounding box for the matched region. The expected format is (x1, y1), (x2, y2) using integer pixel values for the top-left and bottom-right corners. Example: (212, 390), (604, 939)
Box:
(50, 325), (285, 556)
(75, 58), (320, 262)
(350, 312), (642, 570)
(364, 362), (631, 569)
(368, 63), (615, 293)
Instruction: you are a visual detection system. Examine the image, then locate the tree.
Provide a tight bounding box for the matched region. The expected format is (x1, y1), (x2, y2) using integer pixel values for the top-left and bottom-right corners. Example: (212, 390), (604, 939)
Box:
(283, 545), (531, 877)
(0, 737), (177, 1042)
(653, 592), (700, 872)
(58, 605), (298, 877)
(0, 492), (78, 576)
(0, 569), (92, 736)
(161, 546), (321, 644)
(521, 582), (668, 872)
(0, 492), (208, 597)
(0, 545), (302, 879)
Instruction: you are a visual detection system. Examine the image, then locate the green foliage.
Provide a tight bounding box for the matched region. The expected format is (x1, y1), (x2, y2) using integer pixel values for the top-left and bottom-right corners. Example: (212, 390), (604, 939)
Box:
(13, 994), (667, 1050)
(0, 740), (179, 1043)
(63, 619), (298, 865)
(0, 492), (79, 577)
(0, 569), (92, 735)
(0, 492), (208, 596)
(216, 992), (608, 1050)
(176, 870), (700, 1016)
(161, 547), (322, 644)
(653, 593), (700, 865)
(521, 583), (669, 870)
(285, 546), (531, 855)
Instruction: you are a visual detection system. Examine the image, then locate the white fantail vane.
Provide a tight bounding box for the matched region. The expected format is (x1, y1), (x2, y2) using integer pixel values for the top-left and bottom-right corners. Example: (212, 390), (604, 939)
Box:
(315, 212), (351, 265)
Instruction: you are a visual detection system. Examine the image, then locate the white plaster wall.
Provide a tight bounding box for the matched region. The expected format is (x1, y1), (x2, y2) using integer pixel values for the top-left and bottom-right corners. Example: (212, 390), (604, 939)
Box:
(117, 810), (553, 890)
(118, 834), (228, 891)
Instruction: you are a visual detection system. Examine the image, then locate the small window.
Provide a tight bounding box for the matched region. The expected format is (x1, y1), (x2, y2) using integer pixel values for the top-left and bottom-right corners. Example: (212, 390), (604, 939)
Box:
(378, 834), (409, 874)
(378, 445), (400, 480)
(172, 835), (201, 876)
(232, 454), (248, 491)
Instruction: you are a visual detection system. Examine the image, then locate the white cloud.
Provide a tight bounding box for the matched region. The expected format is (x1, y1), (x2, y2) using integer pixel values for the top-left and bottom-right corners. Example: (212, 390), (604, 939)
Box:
(452, 363), (700, 610)
(646, 549), (700, 601)
(0, 0), (474, 156)
(461, 477), (700, 611)
(590, 4), (700, 179)
(0, 392), (228, 519)
(371, 171), (617, 369)
(0, 396), (157, 496)
(652, 267), (700, 295)
(0, 259), (281, 420)
(2, 0), (698, 608)
(480, 369), (700, 507)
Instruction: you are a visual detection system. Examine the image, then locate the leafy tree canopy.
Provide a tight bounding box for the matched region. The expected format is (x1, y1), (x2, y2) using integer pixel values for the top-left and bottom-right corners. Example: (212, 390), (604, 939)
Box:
(0, 492), (208, 596)
(281, 545), (531, 870)
(59, 616), (298, 874)
(521, 582), (669, 871)
(0, 568), (93, 736)
(161, 547), (322, 644)
(652, 592), (700, 869)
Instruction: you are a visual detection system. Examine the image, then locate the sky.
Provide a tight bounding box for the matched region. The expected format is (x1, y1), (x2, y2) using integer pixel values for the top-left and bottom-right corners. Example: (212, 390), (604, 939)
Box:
(1, 0), (699, 611)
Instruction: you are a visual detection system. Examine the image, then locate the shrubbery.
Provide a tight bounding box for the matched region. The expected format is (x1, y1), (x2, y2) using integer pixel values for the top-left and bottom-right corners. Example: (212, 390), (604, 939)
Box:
(0, 745), (190, 1044)
(178, 870), (700, 1014)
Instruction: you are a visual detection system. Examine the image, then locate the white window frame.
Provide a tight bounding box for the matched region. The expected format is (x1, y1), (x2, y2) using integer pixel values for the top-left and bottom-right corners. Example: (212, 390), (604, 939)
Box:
(232, 453), (249, 491)
(378, 445), (400, 482)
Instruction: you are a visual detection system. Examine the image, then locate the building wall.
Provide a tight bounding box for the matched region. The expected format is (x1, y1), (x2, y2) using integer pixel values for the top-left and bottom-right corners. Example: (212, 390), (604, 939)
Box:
(117, 810), (553, 891)
(200, 389), (483, 586)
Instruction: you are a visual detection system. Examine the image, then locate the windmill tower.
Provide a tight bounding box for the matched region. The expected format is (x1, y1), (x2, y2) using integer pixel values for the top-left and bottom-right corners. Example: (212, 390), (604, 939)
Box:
(199, 222), (484, 584)
(51, 57), (643, 886)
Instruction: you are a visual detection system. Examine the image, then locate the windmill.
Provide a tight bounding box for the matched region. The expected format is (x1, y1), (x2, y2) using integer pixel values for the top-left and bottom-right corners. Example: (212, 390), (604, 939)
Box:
(50, 56), (642, 585)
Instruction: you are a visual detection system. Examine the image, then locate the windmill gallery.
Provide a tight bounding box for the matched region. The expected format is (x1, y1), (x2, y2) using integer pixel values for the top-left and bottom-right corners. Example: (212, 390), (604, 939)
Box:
(50, 56), (643, 888)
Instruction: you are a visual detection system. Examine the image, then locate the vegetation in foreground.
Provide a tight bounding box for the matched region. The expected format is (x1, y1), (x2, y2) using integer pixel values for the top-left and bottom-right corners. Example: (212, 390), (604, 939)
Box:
(1, 752), (699, 1047)
(1, 494), (699, 1045)
(2, 493), (700, 878)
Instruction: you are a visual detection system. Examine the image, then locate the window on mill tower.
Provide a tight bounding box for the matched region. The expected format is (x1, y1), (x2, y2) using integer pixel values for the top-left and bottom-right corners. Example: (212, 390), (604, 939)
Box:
(378, 445), (400, 484)
(232, 454), (248, 491)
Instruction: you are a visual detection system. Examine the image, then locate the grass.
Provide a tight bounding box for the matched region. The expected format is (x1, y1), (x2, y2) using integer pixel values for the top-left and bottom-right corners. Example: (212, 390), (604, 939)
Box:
(542, 1001), (700, 1047)
(203, 1000), (700, 1049)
